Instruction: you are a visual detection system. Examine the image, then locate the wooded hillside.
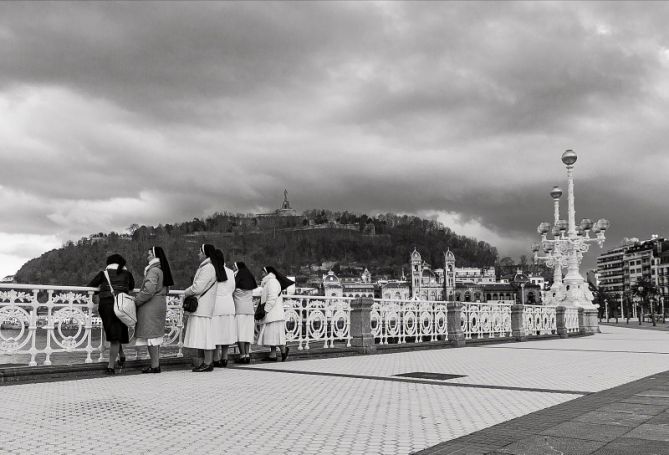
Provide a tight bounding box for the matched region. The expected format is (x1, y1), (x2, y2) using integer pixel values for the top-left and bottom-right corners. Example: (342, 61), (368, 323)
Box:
(15, 210), (499, 288)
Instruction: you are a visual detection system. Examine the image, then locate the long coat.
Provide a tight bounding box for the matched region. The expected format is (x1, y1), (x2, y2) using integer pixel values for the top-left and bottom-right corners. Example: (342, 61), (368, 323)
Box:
(134, 262), (167, 339)
(213, 266), (236, 316)
(184, 258), (217, 318)
(260, 273), (285, 324)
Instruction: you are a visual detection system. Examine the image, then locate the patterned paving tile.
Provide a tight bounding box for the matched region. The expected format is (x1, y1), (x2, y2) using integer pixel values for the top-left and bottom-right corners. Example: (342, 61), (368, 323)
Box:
(0, 325), (667, 454)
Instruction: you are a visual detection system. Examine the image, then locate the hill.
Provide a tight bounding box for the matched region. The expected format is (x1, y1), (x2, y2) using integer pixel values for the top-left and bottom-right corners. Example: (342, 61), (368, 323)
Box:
(15, 210), (499, 288)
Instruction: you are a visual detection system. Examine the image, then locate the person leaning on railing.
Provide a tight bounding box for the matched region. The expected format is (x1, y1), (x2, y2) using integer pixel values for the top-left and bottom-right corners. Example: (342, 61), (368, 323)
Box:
(257, 266), (292, 362)
(233, 261), (258, 364)
(183, 244), (219, 372)
(134, 246), (174, 374)
(87, 254), (135, 375)
(210, 249), (236, 368)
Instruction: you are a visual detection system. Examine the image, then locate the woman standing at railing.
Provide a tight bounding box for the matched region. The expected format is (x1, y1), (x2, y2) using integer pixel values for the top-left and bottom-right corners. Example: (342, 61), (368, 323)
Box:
(257, 266), (292, 362)
(88, 254), (135, 375)
(134, 246), (174, 374)
(183, 244), (219, 372)
(233, 261), (257, 364)
(211, 249), (236, 368)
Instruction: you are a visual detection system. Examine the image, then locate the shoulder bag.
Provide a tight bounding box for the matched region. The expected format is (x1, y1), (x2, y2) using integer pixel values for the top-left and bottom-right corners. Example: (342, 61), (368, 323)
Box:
(183, 279), (216, 313)
(104, 270), (137, 328)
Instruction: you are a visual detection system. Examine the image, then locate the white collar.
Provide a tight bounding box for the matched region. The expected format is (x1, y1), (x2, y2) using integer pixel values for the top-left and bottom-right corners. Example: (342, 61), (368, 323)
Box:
(144, 258), (161, 274)
(106, 264), (125, 271)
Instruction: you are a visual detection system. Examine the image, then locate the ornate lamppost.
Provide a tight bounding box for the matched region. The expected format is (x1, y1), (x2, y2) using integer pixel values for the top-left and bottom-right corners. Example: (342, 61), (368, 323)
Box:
(532, 150), (610, 308)
(532, 186), (568, 305)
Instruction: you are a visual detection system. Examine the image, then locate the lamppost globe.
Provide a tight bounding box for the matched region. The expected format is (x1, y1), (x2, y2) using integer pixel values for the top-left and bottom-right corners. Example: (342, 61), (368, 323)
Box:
(561, 149), (577, 166)
(550, 186), (563, 199)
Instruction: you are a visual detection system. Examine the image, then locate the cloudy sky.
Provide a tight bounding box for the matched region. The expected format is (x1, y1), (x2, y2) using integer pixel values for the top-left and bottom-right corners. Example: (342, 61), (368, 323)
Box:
(1, 1), (668, 278)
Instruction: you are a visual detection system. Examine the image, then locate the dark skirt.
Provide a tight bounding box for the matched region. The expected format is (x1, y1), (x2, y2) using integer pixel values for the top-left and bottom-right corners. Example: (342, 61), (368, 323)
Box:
(99, 296), (129, 343)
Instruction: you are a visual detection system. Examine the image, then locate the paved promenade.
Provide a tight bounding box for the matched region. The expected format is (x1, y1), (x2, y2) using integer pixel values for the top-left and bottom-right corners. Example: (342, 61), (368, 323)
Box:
(1, 325), (668, 454)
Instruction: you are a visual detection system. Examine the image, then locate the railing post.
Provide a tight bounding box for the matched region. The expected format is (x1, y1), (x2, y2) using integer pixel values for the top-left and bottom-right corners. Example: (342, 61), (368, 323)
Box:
(579, 307), (599, 335)
(351, 297), (376, 354)
(556, 306), (568, 338)
(446, 302), (465, 347)
(578, 307), (587, 335)
(511, 304), (528, 341)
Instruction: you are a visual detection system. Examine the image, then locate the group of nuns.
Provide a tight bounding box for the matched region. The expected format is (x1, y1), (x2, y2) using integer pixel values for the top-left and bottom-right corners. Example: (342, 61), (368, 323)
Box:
(90, 243), (292, 374)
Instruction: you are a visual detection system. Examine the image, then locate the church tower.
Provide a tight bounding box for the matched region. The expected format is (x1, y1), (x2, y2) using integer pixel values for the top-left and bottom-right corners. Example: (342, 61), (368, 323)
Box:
(444, 249), (456, 301)
(410, 248), (422, 298)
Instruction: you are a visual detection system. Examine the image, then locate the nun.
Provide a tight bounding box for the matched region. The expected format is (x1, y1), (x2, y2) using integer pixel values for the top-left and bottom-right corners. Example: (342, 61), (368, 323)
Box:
(183, 244), (219, 372)
(257, 265), (293, 362)
(88, 254), (135, 375)
(211, 249), (236, 367)
(134, 246), (174, 373)
(233, 262), (257, 364)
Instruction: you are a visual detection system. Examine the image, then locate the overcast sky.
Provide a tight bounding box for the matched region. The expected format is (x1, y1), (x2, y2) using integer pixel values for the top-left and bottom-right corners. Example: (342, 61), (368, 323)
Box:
(1, 1), (668, 278)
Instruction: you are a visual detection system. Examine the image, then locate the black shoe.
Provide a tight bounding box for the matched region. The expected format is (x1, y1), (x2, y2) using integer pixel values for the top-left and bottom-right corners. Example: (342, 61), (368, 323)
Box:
(116, 355), (126, 369)
(142, 366), (161, 374)
(213, 360), (227, 368)
(281, 347), (290, 362)
(244, 356), (251, 364)
(105, 368), (115, 375)
(193, 363), (214, 372)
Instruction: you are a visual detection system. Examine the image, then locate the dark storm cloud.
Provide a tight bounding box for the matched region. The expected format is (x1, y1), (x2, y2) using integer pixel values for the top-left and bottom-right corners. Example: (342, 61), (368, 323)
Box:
(1, 1), (669, 275)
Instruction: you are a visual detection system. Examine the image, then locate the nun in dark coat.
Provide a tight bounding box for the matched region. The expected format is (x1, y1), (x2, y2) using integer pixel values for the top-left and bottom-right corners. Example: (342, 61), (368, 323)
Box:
(88, 254), (135, 375)
(134, 246), (174, 374)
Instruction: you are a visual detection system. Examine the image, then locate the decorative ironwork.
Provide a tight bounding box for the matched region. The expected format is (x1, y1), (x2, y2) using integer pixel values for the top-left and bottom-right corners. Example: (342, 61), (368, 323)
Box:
(277, 296), (353, 350)
(0, 283), (187, 367)
(461, 302), (512, 339)
(523, 305), (557, 336)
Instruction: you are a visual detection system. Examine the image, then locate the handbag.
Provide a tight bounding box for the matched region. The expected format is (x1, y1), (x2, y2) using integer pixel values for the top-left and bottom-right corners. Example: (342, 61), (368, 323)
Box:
(182, 279), (216, 313)
(103, 270), (137, 328)
(254, 302), (266, 321)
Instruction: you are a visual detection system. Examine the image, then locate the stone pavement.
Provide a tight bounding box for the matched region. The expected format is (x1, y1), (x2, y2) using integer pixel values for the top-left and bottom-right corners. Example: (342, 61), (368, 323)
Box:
(1, 325), (668, 454)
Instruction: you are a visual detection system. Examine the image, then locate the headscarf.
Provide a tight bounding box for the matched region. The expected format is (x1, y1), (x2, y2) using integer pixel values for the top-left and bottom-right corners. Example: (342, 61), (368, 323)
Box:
(152, 246), (174, 287)
(234, 261), (257, 290)
(210, 247), (228, 282)
(106, 253), (127, 276)
(263, 266), (294, 291)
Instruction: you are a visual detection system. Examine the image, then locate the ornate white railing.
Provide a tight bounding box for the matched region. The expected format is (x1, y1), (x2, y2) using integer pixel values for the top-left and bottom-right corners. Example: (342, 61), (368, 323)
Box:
(461, 302), (512, 339)
(279, 296), (353, 350)
(0, 283), (185, 367)
(523, 305), (557, 336)
(371, 299), (448, 344)
(565, 307), (580, 333)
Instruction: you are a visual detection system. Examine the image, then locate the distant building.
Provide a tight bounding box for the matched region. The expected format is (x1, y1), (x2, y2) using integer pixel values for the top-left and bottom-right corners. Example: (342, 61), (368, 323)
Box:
(1, 275), (15, 283)
(256, 189), (298, 217)
(596, 235), (669, 318)
(322, 270), (375, 298)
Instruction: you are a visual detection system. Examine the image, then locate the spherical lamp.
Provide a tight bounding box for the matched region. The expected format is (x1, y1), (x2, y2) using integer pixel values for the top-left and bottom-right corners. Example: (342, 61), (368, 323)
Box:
(561, 149), (577, 166)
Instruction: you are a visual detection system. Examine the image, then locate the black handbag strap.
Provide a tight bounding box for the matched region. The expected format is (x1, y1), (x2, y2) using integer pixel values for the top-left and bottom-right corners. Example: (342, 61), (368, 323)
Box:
(199, 279), (217, 298)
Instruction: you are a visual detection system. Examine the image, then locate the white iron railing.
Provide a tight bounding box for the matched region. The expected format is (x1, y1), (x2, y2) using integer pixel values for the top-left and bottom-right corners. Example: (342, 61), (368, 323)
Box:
(461, 302), (512, 339)
(565, 307), (580, 333)
(0, 283), (185, 367)
(523, 304), (557, 336)
(279, 296), (353, 350)
(371, 299), (448, 344)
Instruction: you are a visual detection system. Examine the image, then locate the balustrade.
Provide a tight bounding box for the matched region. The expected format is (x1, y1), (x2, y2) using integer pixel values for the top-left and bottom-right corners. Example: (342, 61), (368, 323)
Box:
(523, 305), (557, 336)
(370, 299), (448, 344)
(1, 282), (594, 368)
(461, 302), (512, 339)
(0, 283), (186, 367)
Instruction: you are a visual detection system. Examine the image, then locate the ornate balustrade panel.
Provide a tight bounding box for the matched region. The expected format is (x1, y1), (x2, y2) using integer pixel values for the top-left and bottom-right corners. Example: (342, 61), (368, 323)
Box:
(461, 303), (512, 340)
(565, 307), (579, 333)
(278, 296), (353, 350)
(371, 299), (448, 344)
(0, 284), (185, 366)
(523, 305), (557, 336)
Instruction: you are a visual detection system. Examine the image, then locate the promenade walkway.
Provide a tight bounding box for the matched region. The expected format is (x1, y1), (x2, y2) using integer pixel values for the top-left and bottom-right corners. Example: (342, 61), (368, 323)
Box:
(1, 325), (668, 454)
